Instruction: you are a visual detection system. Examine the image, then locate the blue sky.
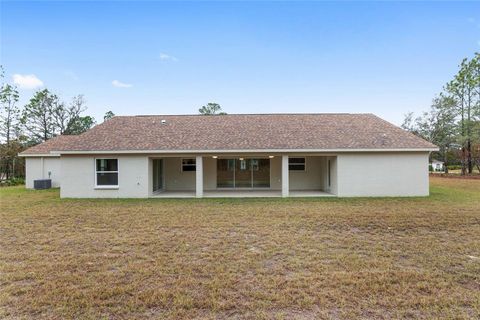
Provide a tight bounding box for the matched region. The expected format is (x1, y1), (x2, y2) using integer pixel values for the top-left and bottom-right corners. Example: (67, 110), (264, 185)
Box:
(1, 1), (479, 125)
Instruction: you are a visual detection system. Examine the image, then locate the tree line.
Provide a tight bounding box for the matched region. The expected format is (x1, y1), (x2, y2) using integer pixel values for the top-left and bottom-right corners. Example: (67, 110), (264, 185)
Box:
(402, 52), (480, 175)
(0, 66), (114, 180)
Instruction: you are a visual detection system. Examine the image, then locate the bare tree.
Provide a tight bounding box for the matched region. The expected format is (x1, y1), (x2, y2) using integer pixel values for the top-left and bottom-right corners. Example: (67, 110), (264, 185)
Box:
(0, 66), (23, 179)
(21, 89), (58, 143)
(22, 91), (95, 141)
(52, 94), (92, 135)
(0, 69), (20, 144)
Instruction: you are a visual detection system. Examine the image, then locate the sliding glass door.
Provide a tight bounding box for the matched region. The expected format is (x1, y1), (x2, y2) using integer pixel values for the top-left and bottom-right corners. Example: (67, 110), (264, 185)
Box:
(252, 159), (270, 188)
(235, 159), (252, 188)
(217, 159), (234, 188)
(217, 158), (270, 188)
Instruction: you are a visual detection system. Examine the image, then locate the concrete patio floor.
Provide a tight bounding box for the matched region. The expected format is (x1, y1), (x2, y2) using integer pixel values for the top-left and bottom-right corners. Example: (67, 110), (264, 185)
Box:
(151, 190), (335, 198)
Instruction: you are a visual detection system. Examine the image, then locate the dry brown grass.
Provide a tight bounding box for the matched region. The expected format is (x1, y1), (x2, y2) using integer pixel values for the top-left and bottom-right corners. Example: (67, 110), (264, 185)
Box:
(1, 177), (479, 319)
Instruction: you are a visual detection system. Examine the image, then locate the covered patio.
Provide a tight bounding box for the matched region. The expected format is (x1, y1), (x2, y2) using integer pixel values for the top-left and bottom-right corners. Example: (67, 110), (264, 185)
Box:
(151, 189), (334, 198)
(149, 154), (337, 198)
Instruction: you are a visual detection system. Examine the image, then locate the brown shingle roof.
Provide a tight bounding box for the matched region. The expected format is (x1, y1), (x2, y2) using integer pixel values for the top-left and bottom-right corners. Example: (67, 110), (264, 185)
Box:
(20, 135), (80, 155)
(22, 114), (438, 154)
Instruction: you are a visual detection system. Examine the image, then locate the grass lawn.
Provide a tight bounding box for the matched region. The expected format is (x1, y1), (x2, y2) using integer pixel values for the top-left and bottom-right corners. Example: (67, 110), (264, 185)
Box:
(1, 177), (479, 319)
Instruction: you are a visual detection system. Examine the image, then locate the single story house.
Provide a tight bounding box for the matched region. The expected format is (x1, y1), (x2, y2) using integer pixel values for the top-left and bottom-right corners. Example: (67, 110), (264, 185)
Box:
(430, 159), (445, 172)
(20, 113), (438, 198)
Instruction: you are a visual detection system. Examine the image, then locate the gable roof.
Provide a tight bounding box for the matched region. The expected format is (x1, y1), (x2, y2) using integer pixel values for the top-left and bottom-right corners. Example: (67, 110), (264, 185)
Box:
(21, 114), (438, 155)
(20, 135), (80, 156)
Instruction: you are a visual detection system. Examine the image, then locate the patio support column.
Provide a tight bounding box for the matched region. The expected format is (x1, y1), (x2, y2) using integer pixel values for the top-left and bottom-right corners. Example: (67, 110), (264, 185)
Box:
(282, 155), (289, 197)
(196, 155), (203, 198)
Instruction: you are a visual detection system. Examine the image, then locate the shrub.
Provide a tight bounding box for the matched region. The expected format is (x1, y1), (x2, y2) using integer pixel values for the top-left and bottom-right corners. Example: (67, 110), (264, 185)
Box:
(429, 164), (433, 172)
(447, 165), (462, 170)
(0, 177), (25, 187)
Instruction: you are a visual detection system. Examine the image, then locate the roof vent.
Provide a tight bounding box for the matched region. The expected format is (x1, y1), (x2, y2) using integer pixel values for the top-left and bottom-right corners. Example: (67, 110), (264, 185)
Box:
(161, 119), (167, 125)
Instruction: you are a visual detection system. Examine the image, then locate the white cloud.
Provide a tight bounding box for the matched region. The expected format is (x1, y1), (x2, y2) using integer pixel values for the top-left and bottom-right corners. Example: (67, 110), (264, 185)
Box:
(12, 74), (44, 89)
(159, 52), (178, 62)
(112, 80), (133, 88)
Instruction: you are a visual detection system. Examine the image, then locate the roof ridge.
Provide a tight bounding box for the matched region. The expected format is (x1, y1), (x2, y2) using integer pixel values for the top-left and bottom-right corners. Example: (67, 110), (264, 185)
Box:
(126, 113), (374, 117)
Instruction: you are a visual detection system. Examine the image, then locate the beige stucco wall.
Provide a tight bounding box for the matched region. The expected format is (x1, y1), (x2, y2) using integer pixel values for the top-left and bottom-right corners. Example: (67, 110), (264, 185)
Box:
(157, 157), (217, 191)
(60, 155), (149, 198)
(25, 157), (62, 188)
(289, 156), (325, 191)
(163, 157), (195, 191)
(25, 158), (41, 189)
(50, 152), (428, 198)
(325, 156), (338, 195)
(270, 156), (282, 190)
(336, 152), (429, 197)
(203, 157), (217, 190)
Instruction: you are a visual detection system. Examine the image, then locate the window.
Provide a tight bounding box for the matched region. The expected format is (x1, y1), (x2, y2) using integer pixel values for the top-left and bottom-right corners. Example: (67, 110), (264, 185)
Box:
(289, 157), (305, 171)
(182, 158), (196, 171)
(240, 159), (247, 170)
(96, 159), (118, 187)
(251, 159), (259, 171)
(227, 159), (235, 171)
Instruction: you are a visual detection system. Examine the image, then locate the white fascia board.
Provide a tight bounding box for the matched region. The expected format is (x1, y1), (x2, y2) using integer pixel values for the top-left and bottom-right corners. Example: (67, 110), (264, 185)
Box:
(52, 148), (439, 155)
(18, 153), (61, 157)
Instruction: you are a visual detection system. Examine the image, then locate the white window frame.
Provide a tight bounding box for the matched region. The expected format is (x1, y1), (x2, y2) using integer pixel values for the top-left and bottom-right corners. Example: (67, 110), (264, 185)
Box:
(181, 158), (196, 172)
(288, 157), (306, 171)
(95, 158), (119, 189)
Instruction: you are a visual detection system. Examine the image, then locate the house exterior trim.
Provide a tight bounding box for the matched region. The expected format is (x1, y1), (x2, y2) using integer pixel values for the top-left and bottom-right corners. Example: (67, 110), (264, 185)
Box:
(20, 153), (61, 157)
(49, 148), (438, 155)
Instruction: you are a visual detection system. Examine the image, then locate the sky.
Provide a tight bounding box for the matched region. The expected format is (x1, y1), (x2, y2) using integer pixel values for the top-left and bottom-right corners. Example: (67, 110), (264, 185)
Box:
(1, 1), (480, 125)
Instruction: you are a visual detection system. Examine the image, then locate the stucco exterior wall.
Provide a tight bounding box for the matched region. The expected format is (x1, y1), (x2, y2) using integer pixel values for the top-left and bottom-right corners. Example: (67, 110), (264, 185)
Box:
(48, 152), (428, 198)
(325, 156), (338, 195)
(60, 155), (149, 198)
(203, 157), (217, 190)
(336, 152), (429, 197)
(25, 158), (42, 189)
(289, 156), (325, 191)
(270, 156), (282, 190)
(25, 157), (62, 188)
(160, 157), (217, 191)
(163, 157), (196, 191)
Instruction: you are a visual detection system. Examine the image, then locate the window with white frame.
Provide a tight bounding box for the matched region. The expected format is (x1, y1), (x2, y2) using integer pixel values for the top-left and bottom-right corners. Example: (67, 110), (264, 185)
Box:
(240, 159), (247, 170)
(182, 158), (196, 171)
(288, 157), (305, 171)
(95, 159), (118, 186)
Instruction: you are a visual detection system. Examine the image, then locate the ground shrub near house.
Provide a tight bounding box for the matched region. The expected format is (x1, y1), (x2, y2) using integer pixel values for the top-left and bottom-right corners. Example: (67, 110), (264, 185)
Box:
(447, 164), (463, 171)
(0, 177), (479, 319)
(0, 177), (25, 187)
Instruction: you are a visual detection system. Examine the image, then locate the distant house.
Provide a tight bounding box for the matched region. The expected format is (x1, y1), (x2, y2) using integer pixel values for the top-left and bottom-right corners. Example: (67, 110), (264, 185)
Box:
(19, 113), (438, 198)
(430, 159), (445, 172)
